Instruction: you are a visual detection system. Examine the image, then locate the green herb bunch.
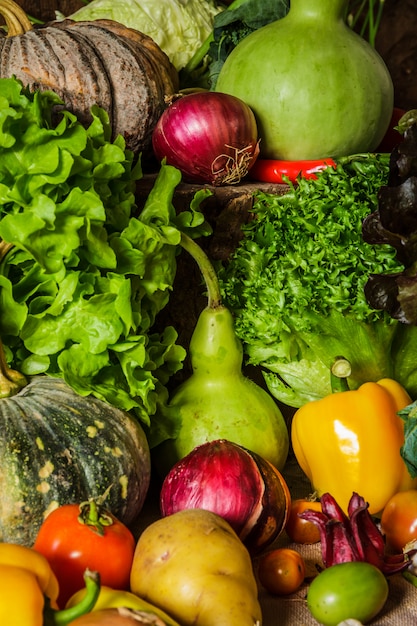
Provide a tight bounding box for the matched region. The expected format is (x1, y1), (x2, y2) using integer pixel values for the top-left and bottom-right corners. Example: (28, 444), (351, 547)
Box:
(219, 155), (417, 407)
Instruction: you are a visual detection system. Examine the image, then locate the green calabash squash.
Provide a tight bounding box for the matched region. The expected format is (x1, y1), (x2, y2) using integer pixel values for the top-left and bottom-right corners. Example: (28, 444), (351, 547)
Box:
(215, 0), (394, 160)
(0, 363), (151, 546)
(153, 234), (289, 477)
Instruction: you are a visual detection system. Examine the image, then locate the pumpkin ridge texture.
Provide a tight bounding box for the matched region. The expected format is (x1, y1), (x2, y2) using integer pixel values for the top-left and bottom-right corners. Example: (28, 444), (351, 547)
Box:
(0, 375), (151, 546)
(0, 6), (178, 154)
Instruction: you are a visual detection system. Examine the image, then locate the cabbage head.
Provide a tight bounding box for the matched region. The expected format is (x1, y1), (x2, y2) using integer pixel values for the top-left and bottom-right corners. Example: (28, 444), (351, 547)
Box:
(66, 0), (221, 71)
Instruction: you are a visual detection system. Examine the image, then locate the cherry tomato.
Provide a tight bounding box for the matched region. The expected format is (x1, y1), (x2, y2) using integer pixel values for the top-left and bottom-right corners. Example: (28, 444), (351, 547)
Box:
(258, 548), (306, 595)
(33, 500), (136, 608)
(380, 489), (417, 551)
(307, 562), (389, 626)
(285, 498), (322, 544)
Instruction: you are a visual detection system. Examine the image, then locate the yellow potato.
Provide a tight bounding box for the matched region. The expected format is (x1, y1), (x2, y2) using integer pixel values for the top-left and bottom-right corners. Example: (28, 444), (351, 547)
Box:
(130, 508), (262, 626)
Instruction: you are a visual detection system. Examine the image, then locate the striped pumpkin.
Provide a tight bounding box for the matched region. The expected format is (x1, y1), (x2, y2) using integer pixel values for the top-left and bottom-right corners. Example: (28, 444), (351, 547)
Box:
(0, 0), (178, 154)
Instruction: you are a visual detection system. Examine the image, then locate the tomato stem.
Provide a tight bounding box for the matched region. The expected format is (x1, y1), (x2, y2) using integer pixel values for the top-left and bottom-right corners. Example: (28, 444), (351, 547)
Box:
(78, 496), (114, 536)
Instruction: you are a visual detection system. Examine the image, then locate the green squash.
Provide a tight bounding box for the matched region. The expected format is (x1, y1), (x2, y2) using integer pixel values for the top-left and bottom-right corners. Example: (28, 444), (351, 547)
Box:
(152, 234), (289, 478)
(0, 372), (151, 546)
(215, 0), (393, 160)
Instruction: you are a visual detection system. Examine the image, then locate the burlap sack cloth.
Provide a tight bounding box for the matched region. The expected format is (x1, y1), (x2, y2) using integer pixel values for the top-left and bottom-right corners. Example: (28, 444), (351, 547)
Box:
(256, 454), (417, 625)
(138, 451), (417, 626)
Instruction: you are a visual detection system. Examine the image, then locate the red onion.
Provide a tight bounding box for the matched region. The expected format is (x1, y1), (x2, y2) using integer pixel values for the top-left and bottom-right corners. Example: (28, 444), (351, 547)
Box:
(160, 439), (291, 554)
(152, 92), (260, 186)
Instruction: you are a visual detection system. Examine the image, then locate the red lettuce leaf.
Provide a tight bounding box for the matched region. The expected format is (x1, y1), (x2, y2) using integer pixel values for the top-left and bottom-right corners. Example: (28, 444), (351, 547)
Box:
(363, 122), (417, 324)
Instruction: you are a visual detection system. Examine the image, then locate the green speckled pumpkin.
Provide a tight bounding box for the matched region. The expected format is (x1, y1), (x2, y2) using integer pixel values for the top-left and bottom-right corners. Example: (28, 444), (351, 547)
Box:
(0, 373), (151, 546)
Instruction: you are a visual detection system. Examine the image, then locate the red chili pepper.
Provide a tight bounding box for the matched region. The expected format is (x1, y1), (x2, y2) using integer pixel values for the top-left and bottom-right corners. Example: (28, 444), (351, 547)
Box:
(249, 157), (337, 184)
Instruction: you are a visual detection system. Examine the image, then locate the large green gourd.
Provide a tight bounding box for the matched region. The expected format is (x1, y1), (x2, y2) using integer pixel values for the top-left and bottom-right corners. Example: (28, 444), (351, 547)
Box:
(153, 234), (289, 477)
(215, 0), (393, 160)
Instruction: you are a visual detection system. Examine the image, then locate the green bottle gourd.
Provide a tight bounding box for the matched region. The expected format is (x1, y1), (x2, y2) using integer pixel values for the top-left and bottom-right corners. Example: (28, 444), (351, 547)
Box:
(153, 233), (289, 477)
(215, 0), (394, 160)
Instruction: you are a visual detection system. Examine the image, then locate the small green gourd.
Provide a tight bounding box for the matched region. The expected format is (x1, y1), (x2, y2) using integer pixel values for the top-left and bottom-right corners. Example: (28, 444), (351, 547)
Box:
(153, 233), (289, 476)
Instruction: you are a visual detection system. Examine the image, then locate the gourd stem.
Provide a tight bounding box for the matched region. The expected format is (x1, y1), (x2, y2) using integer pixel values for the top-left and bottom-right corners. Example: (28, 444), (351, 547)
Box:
(180, 232), (222, 309)
(0, 339), (27, 398)
(0, 0), (33, 37)
(0, 240), (13, 260)
(330, 356), (352, 393)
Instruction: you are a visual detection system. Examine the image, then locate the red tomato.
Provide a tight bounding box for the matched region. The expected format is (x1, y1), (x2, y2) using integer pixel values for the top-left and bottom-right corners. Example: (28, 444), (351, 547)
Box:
(33, 501), (136, 608)
(285, 499), (322, 544)
(258, 548), (306, 595)
(380, 489), (417, 552)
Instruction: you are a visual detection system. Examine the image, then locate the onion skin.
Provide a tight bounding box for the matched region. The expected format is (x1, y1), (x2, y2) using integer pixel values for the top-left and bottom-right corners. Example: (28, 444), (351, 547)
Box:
(152, 92), (260, 186)
(160, 439), (291, 554)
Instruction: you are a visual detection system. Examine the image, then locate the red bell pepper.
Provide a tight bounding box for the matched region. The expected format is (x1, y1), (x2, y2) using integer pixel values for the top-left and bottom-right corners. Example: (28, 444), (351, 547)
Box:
(249, 157), (337, 184)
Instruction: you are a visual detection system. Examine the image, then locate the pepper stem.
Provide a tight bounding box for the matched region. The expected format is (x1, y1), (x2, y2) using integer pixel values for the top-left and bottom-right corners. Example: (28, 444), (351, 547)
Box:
(49, 570), (100, 626)
(0, 0), (33, 36)
(330, 356), (352, 393)
(180, 232), (222, 309)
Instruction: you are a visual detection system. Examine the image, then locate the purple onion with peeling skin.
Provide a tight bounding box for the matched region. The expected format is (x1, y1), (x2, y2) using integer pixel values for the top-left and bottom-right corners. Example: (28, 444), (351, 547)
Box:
(159, 439), (291, 554)
(152, 92), (260, 186)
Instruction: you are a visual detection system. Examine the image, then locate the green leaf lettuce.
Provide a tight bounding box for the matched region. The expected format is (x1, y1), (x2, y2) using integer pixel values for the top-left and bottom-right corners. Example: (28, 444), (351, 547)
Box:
(219, 155), (417, 407)
(0, 76), (209, 447)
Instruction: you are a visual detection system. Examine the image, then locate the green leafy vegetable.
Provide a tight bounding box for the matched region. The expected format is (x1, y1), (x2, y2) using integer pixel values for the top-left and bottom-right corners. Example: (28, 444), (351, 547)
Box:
(219, 154), (417, 407)
(65, 0), (221, 71)
(399, 400), (417, 478)
(181, 0), (290, 89)
(345, 0), (385, 47)
(0, 76), (210, 446)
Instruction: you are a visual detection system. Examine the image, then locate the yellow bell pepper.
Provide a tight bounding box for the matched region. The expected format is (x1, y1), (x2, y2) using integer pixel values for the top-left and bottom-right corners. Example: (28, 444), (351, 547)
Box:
(0, 564), (47, 626)
(0, 542), (59, 608)
(291, 361), (417, 515)
(66, 585), (182, 626)
(0, 543), (100, 626)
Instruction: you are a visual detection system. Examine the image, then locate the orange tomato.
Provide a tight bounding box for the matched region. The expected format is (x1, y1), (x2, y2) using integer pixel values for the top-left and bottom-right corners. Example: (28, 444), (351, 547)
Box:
(258, 548), (306, 595)
(380, 489), (417, 551)
(285, 498), (322, 544)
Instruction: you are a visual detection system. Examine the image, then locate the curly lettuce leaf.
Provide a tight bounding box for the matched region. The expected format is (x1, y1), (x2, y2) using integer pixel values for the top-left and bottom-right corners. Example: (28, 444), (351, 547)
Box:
(220, 155), (417, 407)
(0, 77), (209, 442)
